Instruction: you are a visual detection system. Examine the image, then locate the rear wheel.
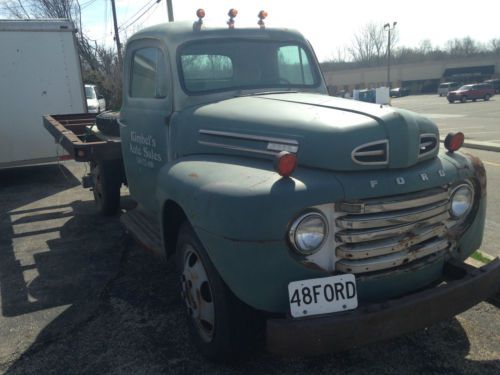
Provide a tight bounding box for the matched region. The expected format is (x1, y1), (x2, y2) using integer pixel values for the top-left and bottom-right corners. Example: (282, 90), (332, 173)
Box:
(90, 160), (122, 216)
(176, 223), (259, 362)
(484, 94), (491, 101)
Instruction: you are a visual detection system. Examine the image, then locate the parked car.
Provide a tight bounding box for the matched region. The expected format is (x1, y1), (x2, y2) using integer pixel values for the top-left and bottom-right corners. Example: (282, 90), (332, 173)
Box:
(390, 87), (410, 97)
(438, 82), (460, 96)
(447, 83), (495, 103)
(85, 84), (106, 113)
(484, 79), (500, 94)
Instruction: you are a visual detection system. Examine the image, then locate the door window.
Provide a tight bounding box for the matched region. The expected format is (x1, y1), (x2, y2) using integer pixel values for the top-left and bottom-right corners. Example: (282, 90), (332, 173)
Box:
(277, 45), (314, 85)
(130, 47), (168, 98)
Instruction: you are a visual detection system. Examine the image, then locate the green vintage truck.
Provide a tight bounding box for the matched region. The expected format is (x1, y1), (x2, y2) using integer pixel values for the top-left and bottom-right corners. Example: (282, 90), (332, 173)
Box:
(44, 13), (500, 361)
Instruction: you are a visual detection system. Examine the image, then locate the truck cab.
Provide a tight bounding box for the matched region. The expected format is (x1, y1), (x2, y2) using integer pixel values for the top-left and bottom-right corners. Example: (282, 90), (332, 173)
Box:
(45, 15), (500, 361)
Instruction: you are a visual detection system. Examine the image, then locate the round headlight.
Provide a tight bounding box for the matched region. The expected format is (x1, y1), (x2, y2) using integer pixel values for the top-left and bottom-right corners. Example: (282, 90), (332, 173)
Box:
(289, 212), (327, 255)
(449, 184), (474, 219)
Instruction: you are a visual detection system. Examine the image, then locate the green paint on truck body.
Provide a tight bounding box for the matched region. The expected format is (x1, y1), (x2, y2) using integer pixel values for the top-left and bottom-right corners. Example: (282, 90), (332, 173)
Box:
(120, 22), (486, 313)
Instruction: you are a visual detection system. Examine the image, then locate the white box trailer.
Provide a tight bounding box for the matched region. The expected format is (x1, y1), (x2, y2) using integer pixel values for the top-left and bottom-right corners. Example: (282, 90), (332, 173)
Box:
(0, 19), (86, 169)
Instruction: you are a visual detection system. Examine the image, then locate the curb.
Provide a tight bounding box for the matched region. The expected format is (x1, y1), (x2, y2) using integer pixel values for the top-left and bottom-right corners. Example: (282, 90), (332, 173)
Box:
(440, 137), (500, 152)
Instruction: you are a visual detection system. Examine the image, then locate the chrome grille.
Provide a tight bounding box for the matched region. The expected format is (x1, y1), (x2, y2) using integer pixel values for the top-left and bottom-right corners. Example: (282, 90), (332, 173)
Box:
(351, 140), (388, 166)
(335, 187), (451, 274)
(419, 133), (438, 157)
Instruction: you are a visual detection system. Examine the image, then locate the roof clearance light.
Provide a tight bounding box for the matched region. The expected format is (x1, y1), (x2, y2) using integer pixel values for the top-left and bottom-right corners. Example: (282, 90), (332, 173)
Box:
(444, 132), (464, 153)
(274, 151), (297, 177)
(258, 10), (268, 29)
(193, 9), (205, 31)
(227, 8), (238, 28)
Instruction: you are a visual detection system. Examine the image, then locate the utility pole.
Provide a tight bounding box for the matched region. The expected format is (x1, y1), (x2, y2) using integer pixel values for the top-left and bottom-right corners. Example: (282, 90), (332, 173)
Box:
(110, 0), (123, 68)
(166, 0), (174, 22)
(384, 22), (397, 88)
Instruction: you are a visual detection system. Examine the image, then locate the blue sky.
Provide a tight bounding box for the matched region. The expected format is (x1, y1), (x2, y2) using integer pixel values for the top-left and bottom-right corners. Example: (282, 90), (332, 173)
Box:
(3, 0), (500, 61)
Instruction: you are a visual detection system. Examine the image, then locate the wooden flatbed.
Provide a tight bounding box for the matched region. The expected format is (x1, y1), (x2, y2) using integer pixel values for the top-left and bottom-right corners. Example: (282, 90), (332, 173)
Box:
(43, 113), (122, 162)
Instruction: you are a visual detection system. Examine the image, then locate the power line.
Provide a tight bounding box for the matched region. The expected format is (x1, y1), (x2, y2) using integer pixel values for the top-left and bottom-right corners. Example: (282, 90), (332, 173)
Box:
(119, 0), (159, 31)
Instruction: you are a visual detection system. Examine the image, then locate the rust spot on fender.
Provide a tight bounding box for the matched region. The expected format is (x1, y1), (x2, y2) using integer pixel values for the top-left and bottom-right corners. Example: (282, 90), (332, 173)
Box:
(466, 153), (487, 197)
(188, 173), (199, 178)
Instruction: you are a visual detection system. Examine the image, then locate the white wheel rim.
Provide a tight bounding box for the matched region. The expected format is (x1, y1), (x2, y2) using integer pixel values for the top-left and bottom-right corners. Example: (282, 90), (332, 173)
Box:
(181, 245), (215, 342)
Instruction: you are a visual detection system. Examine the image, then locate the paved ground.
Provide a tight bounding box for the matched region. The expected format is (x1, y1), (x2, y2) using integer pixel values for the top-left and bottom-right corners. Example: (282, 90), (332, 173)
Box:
(1, 161), (499, 374)
(392, 94), (500, 144)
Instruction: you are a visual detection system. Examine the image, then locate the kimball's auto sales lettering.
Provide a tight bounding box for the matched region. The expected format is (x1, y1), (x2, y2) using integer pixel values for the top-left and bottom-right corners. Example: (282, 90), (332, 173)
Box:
(370, 169), (446, 188)
(130, 131), (162, 168)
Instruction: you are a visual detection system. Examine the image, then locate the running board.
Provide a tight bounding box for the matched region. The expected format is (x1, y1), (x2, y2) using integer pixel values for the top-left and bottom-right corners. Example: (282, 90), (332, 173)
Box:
(120, 208), (163, 256)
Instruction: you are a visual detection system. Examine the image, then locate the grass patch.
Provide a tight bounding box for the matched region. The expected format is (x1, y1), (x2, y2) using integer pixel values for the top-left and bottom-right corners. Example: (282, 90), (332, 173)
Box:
(470, 251), (492, 264)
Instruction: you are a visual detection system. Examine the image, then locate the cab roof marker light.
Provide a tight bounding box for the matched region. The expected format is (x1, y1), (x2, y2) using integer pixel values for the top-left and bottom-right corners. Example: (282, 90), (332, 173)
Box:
(227, 9), (238, 29)
(258, 10), (268, 29)
(444, 132), (464, 153)
(193, 9), (205, 31)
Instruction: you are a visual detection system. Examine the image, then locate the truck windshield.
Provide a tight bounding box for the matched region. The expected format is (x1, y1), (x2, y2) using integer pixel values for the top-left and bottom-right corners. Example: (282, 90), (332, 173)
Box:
(178, 40), (320, 94)
(85, 86), (96, 99)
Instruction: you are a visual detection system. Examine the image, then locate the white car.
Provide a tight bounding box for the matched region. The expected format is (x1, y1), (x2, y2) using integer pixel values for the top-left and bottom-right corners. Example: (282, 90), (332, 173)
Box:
(85, 84), (106, 113)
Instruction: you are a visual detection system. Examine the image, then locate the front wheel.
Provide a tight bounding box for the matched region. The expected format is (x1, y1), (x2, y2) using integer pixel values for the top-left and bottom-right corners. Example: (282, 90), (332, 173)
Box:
(448, 99), (454, 103)
(484, 94), (491, 101)
(176, 223), (259, 362)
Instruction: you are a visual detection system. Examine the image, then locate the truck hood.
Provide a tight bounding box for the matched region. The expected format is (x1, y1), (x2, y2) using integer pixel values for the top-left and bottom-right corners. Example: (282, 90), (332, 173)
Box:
(174, 92), (439, 171)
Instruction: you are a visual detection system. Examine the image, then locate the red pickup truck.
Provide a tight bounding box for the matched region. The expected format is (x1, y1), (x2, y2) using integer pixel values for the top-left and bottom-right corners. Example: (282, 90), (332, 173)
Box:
(447, 83), (495, 103)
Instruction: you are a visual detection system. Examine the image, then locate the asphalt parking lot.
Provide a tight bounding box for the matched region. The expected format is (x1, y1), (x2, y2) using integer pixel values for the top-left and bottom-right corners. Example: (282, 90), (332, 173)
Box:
(1, 158), (500, 373)
(392, 93), (500, 144)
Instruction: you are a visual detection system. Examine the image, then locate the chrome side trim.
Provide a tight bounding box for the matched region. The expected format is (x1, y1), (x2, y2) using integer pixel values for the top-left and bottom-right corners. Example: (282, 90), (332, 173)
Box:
(336, 201), (449, 229)
(336, 211), (450, 243)
(199, 129), (298, 145)
(337, 188), (449, 214)
(336, 224), (446, 259)
(418, 133), (438, 158)
(351, 139), (389, 166)
(336, 238), (449, 274)
(198, 141), (276, 156)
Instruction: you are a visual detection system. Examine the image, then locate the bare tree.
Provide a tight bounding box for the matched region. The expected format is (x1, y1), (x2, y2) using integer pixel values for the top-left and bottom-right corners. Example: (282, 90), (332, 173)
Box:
(346, 22), (398, 65)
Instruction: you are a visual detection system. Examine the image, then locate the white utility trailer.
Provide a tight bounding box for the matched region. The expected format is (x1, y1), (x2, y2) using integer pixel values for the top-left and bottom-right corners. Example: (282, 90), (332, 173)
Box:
(0, 19), (86, 169)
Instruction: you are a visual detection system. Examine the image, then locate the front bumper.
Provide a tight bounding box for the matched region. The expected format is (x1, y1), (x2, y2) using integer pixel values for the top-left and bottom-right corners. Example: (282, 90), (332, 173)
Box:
(267, 258), (500, 356)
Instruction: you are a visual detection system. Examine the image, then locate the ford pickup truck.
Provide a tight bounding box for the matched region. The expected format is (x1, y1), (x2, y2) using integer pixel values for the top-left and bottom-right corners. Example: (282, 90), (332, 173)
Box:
(44, 11), (500, 362)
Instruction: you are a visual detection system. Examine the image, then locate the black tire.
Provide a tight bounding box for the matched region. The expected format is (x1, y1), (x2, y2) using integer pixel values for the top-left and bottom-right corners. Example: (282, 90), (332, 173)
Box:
(484, 94), (491, 101)
(90, 160), (122, 216)
(461, 96), (467, 103)
(176, 222), (259, 362)
(448, 99), (454, 104)
(96, 111), (120, 136)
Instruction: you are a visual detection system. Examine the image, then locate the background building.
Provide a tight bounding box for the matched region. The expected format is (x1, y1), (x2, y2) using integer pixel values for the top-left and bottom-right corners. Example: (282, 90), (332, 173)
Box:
(323, 56), (500, 94)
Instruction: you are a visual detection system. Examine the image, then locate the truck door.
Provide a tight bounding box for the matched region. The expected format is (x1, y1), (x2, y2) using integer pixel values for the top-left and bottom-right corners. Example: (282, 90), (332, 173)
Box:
(120, 40), (172, 213)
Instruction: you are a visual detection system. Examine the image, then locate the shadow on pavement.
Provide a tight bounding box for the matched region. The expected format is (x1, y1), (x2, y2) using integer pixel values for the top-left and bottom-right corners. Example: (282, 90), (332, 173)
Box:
(6, 239), (500, 375)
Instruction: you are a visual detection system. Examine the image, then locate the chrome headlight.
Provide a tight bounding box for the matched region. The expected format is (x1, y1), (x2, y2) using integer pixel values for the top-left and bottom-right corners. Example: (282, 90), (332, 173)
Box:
(289, 212), (328, 255)
(449, 183), (474, 219)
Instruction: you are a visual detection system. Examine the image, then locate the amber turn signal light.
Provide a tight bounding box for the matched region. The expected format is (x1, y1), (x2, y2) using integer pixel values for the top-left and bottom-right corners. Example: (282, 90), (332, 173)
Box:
(196, 9), (205, 19)
(274, 151), (297, 177)
(444, 132), (464, 153)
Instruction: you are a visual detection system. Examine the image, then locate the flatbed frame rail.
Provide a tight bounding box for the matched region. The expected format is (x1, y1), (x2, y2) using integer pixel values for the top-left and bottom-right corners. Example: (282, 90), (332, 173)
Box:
(43, 113), (122, 162)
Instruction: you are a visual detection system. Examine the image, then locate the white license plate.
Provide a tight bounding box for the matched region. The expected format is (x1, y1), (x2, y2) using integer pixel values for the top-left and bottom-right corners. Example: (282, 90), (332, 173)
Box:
(288, 274), (358, 318)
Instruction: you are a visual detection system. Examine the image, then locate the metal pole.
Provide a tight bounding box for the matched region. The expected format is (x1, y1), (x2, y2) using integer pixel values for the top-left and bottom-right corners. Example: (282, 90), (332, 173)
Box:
(387, 28), (391, 88)
(166, 0), (174, 22)
(110, 0), (123, 68)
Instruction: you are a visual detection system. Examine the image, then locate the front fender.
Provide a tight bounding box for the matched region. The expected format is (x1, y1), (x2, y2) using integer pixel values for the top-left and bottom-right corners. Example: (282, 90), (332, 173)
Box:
(157, 154), (345, 241)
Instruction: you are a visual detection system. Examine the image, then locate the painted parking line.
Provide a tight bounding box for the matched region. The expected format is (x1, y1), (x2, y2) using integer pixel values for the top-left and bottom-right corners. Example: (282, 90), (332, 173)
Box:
(483, 160), (500, 167)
